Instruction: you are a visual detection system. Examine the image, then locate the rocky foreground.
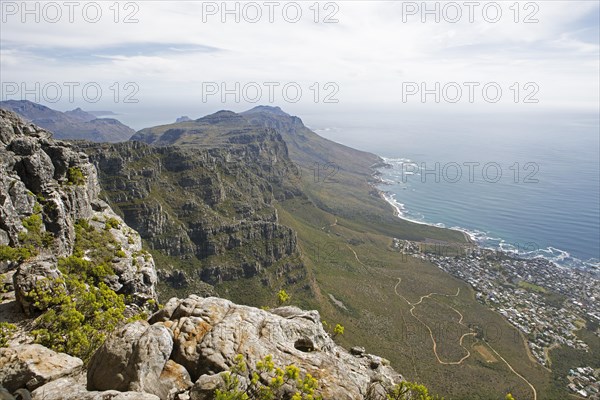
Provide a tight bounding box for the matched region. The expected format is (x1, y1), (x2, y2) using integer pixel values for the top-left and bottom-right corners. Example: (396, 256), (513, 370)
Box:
(0, 110), (403, 399)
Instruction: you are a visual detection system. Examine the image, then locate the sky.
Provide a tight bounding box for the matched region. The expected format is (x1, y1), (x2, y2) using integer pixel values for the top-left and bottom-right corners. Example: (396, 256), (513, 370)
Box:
(1, 1), (599, 128)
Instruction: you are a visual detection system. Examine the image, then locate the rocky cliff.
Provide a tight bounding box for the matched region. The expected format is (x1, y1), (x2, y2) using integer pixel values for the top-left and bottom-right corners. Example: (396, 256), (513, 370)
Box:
(0, 109), (157, 306)
(79, 123), (307, 305)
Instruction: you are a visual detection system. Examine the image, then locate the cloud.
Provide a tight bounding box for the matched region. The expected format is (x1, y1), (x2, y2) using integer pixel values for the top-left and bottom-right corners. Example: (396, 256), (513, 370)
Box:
(0, 0), (598, 117)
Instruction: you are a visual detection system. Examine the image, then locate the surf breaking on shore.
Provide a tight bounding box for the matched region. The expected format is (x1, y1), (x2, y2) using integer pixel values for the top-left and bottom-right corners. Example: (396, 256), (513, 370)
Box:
(373, 157), (600, 271)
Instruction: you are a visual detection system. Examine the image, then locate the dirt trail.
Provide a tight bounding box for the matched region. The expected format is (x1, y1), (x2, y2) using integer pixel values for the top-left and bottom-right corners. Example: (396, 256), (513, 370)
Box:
(320, 222), (537, 399)
(394, 278), (475, 365)
(486, 341), (538, 400)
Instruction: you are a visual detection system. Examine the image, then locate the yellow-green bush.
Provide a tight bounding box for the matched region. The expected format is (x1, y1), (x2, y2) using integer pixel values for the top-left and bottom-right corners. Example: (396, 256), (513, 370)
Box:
(28, 219), (133, 362)
(215, 354), (323, 400)
(0, 322), (17, 347)
(67, 167), (86, 185)
(277, 289), (290, 305)
(382, 381), (443, 400)
(0, 245), (33, 262)
(18, 213), (53, 252)
(30, 276), (126, 362)
(104, 217), (121, 230)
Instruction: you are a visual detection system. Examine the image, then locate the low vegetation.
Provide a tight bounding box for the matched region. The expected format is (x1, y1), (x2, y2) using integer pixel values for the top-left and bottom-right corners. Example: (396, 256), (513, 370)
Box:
(0, 322), (17, 347)
(277, 289), (290, 306)
(377, 381), (442, 400)
(215, 354), (322, 400)
(67, 167), (86, 185)
(27, 219), (134, 362)
(216, 354), (446, 400)
(0, 208), (53, 262)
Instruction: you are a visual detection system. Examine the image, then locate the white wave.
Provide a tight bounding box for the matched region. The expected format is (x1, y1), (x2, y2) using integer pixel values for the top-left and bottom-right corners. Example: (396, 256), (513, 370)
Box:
(378, 154), (599, 272)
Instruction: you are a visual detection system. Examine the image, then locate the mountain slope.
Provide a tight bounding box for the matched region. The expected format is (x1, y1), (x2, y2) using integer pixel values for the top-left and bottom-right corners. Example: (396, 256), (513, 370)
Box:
(0, 100), (134, 142)
(80, 128), (307, 305)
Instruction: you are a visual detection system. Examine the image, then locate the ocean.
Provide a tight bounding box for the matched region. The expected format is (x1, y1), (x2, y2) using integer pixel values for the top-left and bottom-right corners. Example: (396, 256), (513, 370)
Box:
(307, 109), (600, 270)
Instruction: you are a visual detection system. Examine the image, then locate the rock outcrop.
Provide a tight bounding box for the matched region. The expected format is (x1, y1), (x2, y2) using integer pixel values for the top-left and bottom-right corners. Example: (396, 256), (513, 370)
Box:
(0, 109), (157, 313)
(0, 344), (83, 392)
(87, 296), (403, 400)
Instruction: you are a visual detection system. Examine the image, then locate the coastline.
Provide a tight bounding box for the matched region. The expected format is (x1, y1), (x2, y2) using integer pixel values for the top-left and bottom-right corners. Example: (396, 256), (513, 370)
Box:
(371, 158), (599, 271)
(370, 162), (475, 245)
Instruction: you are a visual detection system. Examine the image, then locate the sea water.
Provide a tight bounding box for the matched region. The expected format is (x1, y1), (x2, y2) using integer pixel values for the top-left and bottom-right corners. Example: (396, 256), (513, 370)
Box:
(308, 109), (600, 270)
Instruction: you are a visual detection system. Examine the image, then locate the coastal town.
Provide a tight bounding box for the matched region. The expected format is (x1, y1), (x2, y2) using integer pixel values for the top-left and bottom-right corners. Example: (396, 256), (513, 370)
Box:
(393, 238), (600, 397)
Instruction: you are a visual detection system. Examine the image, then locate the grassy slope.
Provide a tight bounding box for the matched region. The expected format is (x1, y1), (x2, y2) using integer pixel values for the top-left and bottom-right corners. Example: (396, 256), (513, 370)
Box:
(278, 192), (562, 399)
(272, 115), (563, 399)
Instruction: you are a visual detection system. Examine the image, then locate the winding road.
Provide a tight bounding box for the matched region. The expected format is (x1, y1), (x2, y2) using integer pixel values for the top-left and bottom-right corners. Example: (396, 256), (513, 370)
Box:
(320, 219), (538, 399)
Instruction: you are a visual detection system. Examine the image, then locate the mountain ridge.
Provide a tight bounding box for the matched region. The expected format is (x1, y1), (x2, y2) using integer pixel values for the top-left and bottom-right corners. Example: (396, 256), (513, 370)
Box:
(0, 100), (134, 143)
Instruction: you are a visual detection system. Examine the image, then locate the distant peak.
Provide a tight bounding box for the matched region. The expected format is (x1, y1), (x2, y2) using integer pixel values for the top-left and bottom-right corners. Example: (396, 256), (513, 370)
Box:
(0, 99), (50, 110)
(175, 116), (192, 123)
(242, 105), (289, 117)
(196, 110), (245, 124)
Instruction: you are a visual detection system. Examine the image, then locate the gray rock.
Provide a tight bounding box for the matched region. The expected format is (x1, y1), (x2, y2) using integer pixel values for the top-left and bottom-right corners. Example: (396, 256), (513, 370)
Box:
(87, 321), (149, 392)
(350, 346), (366, 356)
(87, 322), (175, 398)
(128, 324), (174, 397)
(14, 150), (55, 194)
(88, 296), (403, 399)
(0, 344), (83, 392)
(154, 296), (402, 399)
(13, 258), (63, 316)
(32, 376), (160, 400)
(8, 137), (40, 156)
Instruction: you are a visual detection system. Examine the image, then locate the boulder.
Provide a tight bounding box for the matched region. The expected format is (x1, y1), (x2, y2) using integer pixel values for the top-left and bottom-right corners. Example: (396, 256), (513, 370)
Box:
(157, 296), (401, 399)
(32, 376), (160, 400)
(0, 344), (83, 392)
(87, 322), (176, 398)
(13, 258), (62, 316)
(86, 321), (149, 392)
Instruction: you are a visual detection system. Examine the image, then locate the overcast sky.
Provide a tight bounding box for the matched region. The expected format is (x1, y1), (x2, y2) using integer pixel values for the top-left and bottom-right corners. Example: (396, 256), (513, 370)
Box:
(1, 1), (598, 126)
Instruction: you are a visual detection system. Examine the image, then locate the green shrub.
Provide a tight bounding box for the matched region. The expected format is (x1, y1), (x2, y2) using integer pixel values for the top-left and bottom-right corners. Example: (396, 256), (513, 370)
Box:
(0, 322), (17, 347)
(115, 250), (126, 258)
(382, 381), (443, 400)
(19, 213), (53, 251)
(277, 289), (290, 306)
(215, 354), (322, 400)
(31, 276), (125, 362)
(322, 321), (345, 339)
(332, 324), (344, 338)
(29, 218), (133, 362)
(58, 255), (114, 285)
(0, 245), (33, 262)
(67, 167), (86, 185)
(104, 217), (121, 230)
(73, 219), (119, 268)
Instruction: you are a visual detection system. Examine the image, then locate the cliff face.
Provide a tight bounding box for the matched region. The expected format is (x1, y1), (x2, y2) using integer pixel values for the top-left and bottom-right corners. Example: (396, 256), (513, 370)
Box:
(0, 109), (157, 307)
(79, 129), (306, 302)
